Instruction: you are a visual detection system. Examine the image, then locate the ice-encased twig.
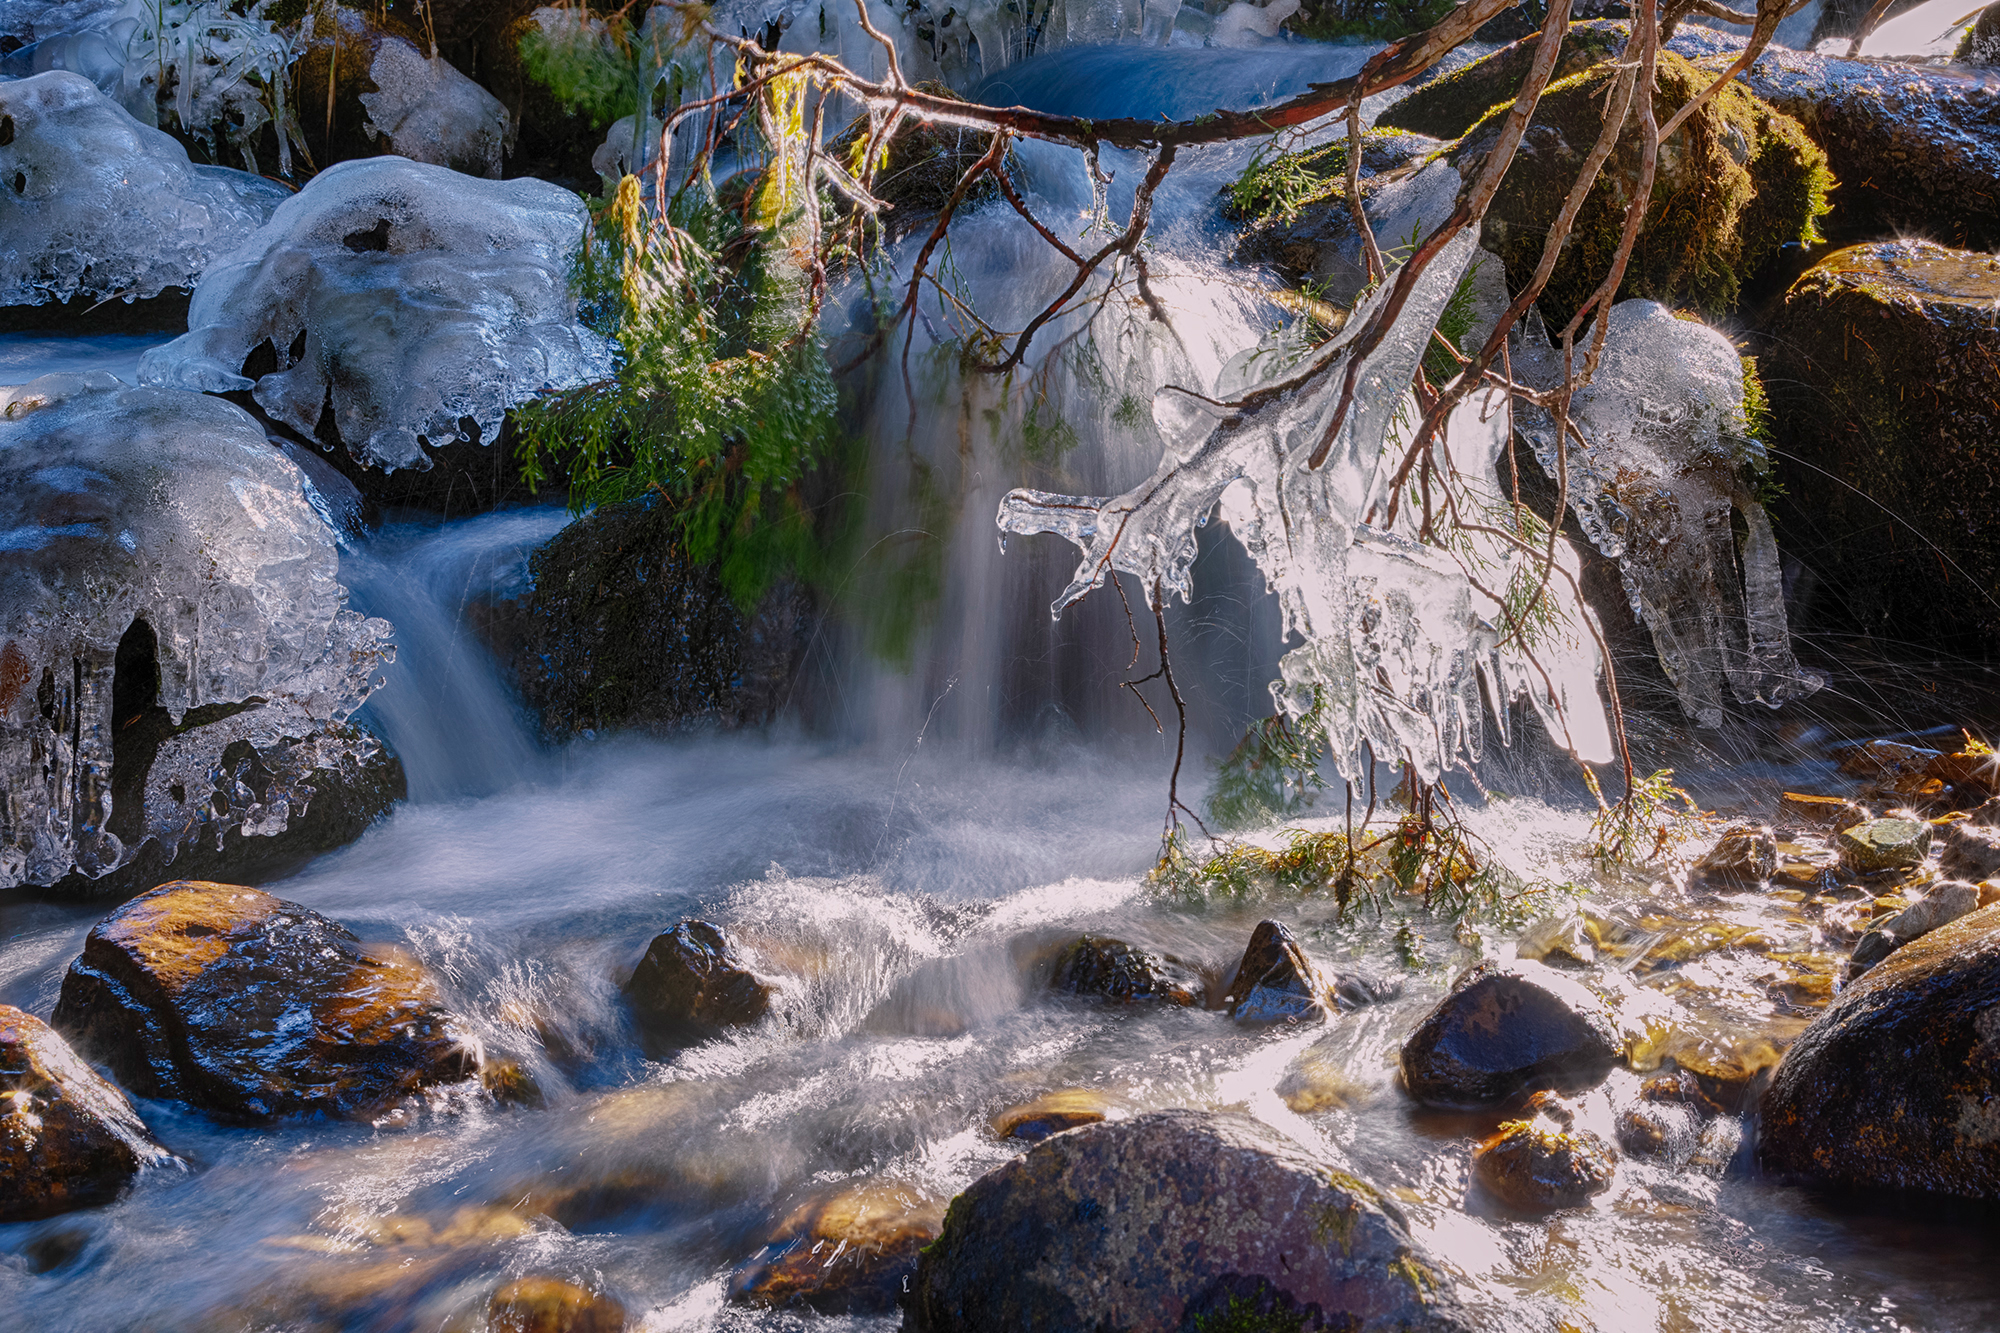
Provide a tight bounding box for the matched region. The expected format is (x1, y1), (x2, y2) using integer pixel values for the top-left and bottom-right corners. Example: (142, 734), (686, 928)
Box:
(998, 224), (1614, 784)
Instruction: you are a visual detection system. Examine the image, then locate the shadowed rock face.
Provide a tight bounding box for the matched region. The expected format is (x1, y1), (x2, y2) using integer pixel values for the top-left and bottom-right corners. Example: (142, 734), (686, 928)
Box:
(52, 880), (478, 1122)
(1226, 919), (1333, 1024)
(1400, 961), (1622, 1106)
(906, 1109), (1481, 1333)
(0, 1004), (176, 1221)
(1762, 902), (2000, 1198)
(622, 920), (778, 1052)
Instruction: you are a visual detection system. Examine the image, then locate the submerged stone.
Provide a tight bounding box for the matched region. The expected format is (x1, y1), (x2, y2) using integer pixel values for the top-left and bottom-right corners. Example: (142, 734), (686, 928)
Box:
(1050, 934), (1204, 1006)
(487, 1276), (628, 1333)
(1763, 902), (2000, 1198)
(1690, 825), (1778, 889)
(622, 920), (778, 1050)
(729, 1181), (946, 1315)
(990, 1089), (1112, 1141)
(1226, 920), (1334, 1025)
(1941, 821), (2000, 882)
(1400, 961), (1622, 1106)
(905, 1109), (1479, 1332)
(0, 1005), (176, 1221)
(1837, 817), (1933, 875)
(1778, 792), (1867, 831)
(1472, 1115), (1617, 1211)
(51, 881), (479, 1121)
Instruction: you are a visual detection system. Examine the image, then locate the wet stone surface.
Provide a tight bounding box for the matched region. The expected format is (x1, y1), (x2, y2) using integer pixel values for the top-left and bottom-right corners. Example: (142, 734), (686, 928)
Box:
(50, 880), (478, 1122)
(1049, 933), (1204, 1006)
(0, 1004), (176, 1221)
(1472, 1113), (1618, 1212)
(1399, 961), (1623, 1106)
(729, 1182), (946, 1315)
(1690, 825), (1777, 889)
(1837, 817), (1933, 875)
(1225, 919), (1334, 1025)
(621, 920), (779, 1052)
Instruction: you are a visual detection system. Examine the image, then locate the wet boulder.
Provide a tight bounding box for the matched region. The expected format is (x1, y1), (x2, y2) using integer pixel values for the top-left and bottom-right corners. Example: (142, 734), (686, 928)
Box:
(1847, 880), (1982, 979)
(0, 71), (286, 309)
(1778, 792), (1866, 831)
(1615, 1077), (1705, 1162)
(1472, 1113), (1617, 1211)
(905, 1109), (1479, 1332)
(623, 920), (779, 1050)
(1050, 934), (1203, 1006)
(1714, 49), (2000, 250)
(1762, 902), (2000, 1198)
(1769, 243), (2000, 655)
(730, 1181), (946, 1315)
(0, 374), (400, 897)
(295, 7), (513, 179)
(487, 1277), (628, 1332)
(138, 155), (613, 497)
(497, 493), (807, 737)
(1836, 816), (1932, 875)
(1400, 961), (1622, 1106)
(0, 1005), (176, 1221)
(1941, 821), (2000, 882)
(1690, 825), (1777, 889)
(990, 1089), (1112, 1141)
(51, 880), (479, 1121)
(1225, 919), (1333, 1024)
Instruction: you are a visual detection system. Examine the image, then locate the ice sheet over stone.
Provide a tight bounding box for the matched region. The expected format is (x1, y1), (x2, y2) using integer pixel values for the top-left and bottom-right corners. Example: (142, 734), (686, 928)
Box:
(0, 373), (393, 889)
(0, 0), (116, 41)
(0, 71), (287, 306)
(999, 214), (1613, 783)
(139, 156), (615, 474)
(1511, 300), (1820, 727)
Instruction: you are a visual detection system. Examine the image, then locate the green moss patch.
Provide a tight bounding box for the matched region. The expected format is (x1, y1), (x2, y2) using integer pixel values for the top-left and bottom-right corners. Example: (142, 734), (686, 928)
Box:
(1378, 20), (1632, 141)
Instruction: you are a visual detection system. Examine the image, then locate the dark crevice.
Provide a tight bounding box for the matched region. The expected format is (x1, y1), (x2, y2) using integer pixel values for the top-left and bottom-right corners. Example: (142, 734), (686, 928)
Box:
(108, 618), (170, 845)
(341, 217), (392, 252)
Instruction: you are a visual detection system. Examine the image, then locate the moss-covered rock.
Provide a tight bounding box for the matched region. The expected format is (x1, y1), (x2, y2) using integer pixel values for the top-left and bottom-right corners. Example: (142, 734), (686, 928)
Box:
(501, 493), (807, 738)
(1715, 49), (2000, 250)
(1458, 47), (1830, 323)
(1764, 241), (2000, 655)
(1961, 3), (2000, 63)
(1376, 20), (1634, 141)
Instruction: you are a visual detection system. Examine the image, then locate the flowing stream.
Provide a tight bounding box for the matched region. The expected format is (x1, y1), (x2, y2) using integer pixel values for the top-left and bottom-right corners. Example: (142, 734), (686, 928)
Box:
(3, 28), (1999, 1333)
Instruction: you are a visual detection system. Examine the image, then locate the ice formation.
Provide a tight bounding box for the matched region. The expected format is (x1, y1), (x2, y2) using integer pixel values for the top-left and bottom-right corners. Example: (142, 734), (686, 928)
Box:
(1211, 0), (1301, 48)
(0, 0), (117, 43)
(0, 70), (287, 306)
(322, 7), (512, 179)
(1511, 301), (1822, 728)
(1, 0), (298, 169)
(999, 219), (1615, 783)
(139, 156), (615, 474)
(0, 373), (393, 890)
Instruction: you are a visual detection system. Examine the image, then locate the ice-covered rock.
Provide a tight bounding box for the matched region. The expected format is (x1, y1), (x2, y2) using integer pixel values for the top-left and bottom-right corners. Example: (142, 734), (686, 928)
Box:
(1511, 301), (1821, 728)
(0, 0), (117, 43)
(0, 373), (398, 893)
(1000, 206), (1614, 784)
(1211, 0), (1301, 47)
(0, 70), (287, 307)
(139, 156), (614, 476)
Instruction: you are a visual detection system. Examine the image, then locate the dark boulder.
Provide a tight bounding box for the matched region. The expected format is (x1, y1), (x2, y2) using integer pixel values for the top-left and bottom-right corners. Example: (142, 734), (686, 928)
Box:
(1400, 961), (1622, 1106)
(51, 881), (479, 1121)
(0, 1005), (177, 1221)
(1689, 824), (1777, 889)
(1762, 902), (2000, 1197)
(1472, 1115), (1618, 1211)
(1376, 20), (1633, 140)
(497, 494), (807, 739)
(905, 1109), (1479, 1332)
(1225, 920), (1333, 1025)
(1942, 821), (2000, 881)
(1049, 935), (1203, 1006)
(1767, 242), (2000, 655)
(622, 920), (779, 1050)
(1714, 50), (2000, 249)
(1963, 2), (2000, 62)
(729, 1182), (945, 1314)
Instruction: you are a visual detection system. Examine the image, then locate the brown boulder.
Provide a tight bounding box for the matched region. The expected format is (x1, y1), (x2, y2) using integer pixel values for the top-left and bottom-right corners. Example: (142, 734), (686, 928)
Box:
(729, 1181), (946, 1315)
(905, 1109), (1479, 1332)
(1472, 1115), (1617, 1211)
(1399, 962), (1622, 1106)
(990, 1089), (1112, 1141)
(1941, 821), (2000, 882)
(1762, 902), (2000, 1197)
(0, 1005), (176, 1221)
(1225, 920), (1333, 1025)
(1689, 825), (1777, 889)
(51, 881), (478, 1121)
(1049, 935), (1203, 1006)
(1778, 792), (1867, 831)
(622, 920), (778, 1051)
(488, 1277), (628, 1333)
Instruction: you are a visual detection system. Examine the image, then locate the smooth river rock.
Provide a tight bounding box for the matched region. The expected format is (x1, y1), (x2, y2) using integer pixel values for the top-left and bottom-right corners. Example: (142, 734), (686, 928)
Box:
(1400, 961), (1622, 1106)
(622, 920), (778, 1051)
(1226, 919), (1333, 1024)
(730, 1181), (946, 1314)
(905, 1109), (1479, 1332)
(1, 1004), (176, 1220)
(51, 880), (479, 1121)
(1762, 902), (2000, 1198)
(1472, 1114), (1618, 1212)
(1837, 816), (1933, 875)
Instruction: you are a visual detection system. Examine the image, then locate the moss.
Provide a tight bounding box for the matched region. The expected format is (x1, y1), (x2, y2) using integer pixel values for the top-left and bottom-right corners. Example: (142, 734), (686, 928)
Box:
(1186, 1295), (1311, 1333)
(1470, 50), (1833, 323)
(1377, 20), (1632, 141)
(1286, 0), (1458, 43)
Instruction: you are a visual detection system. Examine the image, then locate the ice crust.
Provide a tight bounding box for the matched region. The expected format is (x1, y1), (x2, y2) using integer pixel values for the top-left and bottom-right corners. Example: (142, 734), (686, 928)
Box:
(139, 156), (615, 474)
(999, 213), (1614, 784)
(0, 70), (287, 306)
(1511, 301), (1821, 727)
(327, 7), (512, 179)
(0, 373), (392, 889)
